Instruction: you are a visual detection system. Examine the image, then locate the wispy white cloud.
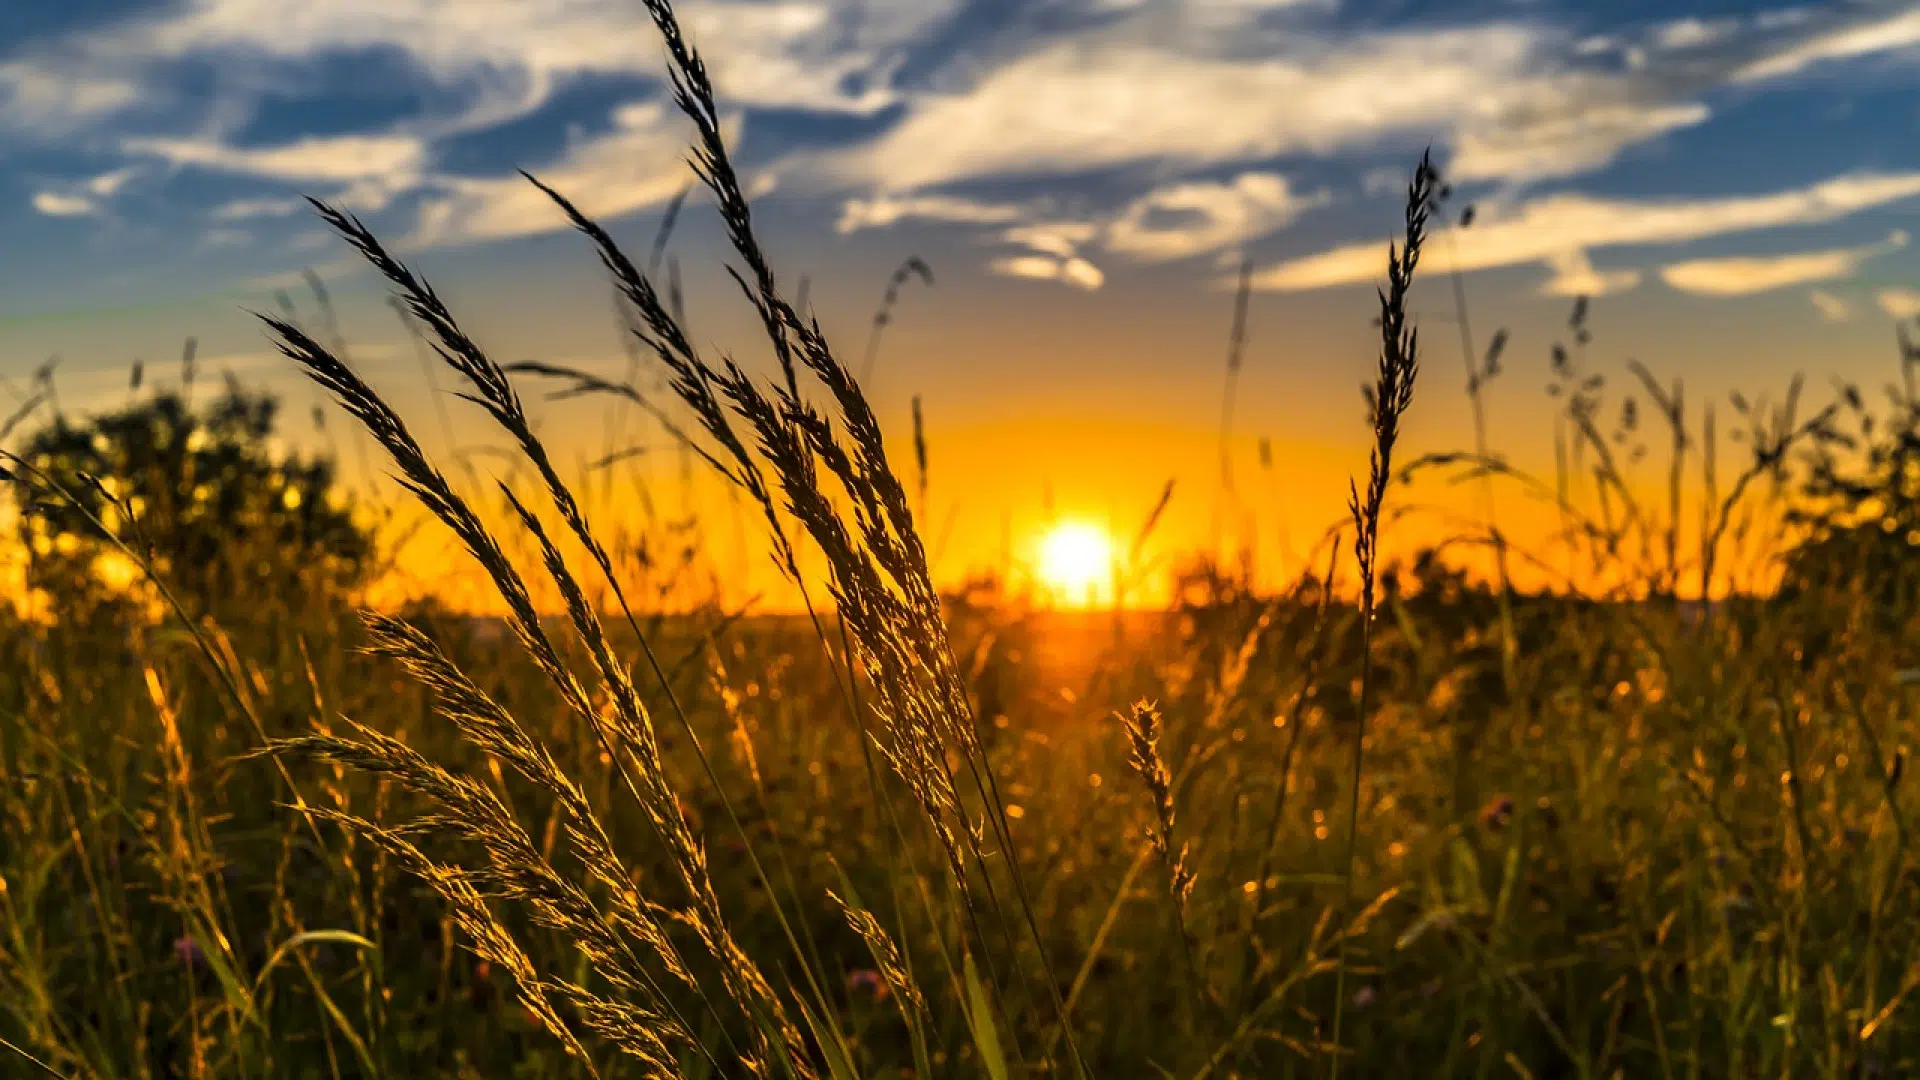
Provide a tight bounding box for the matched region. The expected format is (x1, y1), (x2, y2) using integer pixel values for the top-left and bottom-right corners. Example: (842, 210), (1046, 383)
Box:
(83, 166), (141, 198)
(1105, 172), (1329, 262)
(199, 226), (252, 249)
(1448, 102), (1708, 184)
(1734, 6), (1920, 83)
(1810, 288), (1852, 323)
(210, 196), (307, 221)
(404, 101), (710, 248)
(846, 171), (1328, 277)
(789, 5), (1920, 304)
(1541, 251), (1641, 298)
(0, 59), (140, 135)
(828, 23), (1685, 191)
(123, 132), (427, 186)
(1879, 288), (1920, 322)
(8, 0), (1920, 294)
(1002, 222), (1101, 259)
(1651, 17), (1740, 52)
(983, 214), (1108, 289)
(27, 165), (145, 219)
(1360, 167), (1404, 197)
(31, 190), (100, 217)
(1253, 171), (1920, 293)
(13, 0), (954, 132)
(1659, 230), (1907, 296)
(836, 192), (1031, 234)
(826, 4), (1920, 203)
(990, 252), (1105, 291)
(0, 0), (955, 246)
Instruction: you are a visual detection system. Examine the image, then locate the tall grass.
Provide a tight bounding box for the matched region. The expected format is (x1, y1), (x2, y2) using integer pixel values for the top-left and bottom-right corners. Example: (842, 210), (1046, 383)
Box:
(1328, 151), (1435, 1078)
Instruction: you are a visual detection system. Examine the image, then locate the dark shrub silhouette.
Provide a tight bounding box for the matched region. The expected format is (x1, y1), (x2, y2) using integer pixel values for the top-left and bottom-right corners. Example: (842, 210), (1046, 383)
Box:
(15, 387), (370, 616)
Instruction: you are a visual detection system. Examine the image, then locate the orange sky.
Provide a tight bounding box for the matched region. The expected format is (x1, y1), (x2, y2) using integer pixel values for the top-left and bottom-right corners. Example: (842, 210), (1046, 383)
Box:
(2, 189), (1903, 615)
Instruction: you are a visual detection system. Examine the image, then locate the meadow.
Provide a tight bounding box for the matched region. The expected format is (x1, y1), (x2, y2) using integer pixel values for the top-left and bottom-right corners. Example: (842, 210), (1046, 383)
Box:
(6, 3), (1920, 1078)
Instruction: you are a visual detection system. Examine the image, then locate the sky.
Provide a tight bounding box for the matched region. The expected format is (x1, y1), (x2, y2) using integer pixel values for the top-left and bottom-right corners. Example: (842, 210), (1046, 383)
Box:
(2, 0), (1919, 606)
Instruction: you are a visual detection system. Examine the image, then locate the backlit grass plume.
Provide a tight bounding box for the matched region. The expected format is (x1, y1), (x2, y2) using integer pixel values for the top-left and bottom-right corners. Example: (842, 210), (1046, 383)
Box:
(1330, 149), (1438, 1073)
(529, 0), (1093, 1071)
(259, 304), (811, 1074)
(1118, 700), (1194, 909)
(252, 0), (1088, 1073)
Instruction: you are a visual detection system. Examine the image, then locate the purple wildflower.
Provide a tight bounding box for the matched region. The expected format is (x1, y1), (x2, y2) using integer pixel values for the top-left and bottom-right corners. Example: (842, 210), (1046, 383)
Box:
(847, 968), (887, 1000)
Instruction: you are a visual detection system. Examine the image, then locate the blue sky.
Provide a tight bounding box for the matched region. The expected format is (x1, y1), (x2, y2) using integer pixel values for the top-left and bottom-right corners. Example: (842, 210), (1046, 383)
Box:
(2, 0), (1920, 592)
(2, 0), (1915, 306)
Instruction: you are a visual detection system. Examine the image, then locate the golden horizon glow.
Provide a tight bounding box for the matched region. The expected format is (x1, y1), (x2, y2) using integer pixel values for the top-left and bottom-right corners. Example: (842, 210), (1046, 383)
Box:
(1037, 520), (1115, 608)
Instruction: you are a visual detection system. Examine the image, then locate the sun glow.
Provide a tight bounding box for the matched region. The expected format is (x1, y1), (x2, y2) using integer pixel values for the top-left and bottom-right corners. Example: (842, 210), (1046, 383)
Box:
(1037, 521), (1115, 607)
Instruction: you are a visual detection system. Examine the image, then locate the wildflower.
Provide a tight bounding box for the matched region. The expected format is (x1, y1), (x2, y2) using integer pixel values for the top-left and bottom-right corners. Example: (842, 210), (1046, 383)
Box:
(173, 935), (204, 969)
(847, 969), (887, 1001)
(1351, 986), (1377, 1009)
(469, 959), (495, 1008)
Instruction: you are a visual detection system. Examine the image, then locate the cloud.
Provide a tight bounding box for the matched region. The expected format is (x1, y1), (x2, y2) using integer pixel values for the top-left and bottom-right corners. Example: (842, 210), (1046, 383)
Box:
(51, 0), (955, 127)
(27, 165), (148, 220)
(1541, 251), (1641, 298)
(829, 23), (1698, 190)
(200, 227), (252, 249)
(0, 0), (956, 246)
(10, 0), (1920, 280)
(836, 192), (1031, 234)
(404, 100), (709, 248)
(1447, 102), (1708, 184)
(1104, 172), (1329, 262)
(1810, 289), (1852, 323)
(980, 219), (1107, 288)
(31, 190), (100, 217)
(121, 132), (429, 214)
(1252, 171), (1920, 293)
(1360, 167), (1404, 197)
(1734, 6), (1920, 83)
(123, 132), (427, 185)
(1879, 288), (1920, 322)
(0, 59), (141, 135)
(1651, 17), (1740, 52)
(990, 253), (1105, 291)
(1659, 230), (1908, 296)
(825, 5), (1920, 198)
(1003, 221), (1101, 259)
(210, 196), (307, 221)
(844, 171), (1333, 277)
(83, 166), (141, 198)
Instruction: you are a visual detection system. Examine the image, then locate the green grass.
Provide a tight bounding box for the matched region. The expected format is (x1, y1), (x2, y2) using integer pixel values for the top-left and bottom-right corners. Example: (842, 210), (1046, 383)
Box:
(8, 520), (1920, 1078)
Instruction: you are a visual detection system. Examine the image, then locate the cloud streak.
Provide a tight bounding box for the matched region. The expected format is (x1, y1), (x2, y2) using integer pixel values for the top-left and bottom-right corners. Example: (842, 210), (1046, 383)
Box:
(1809, 288), (1852, 323)
(1253, 172), (1920, 294)
(990, 252), (1105, 291)
(403, 102), (715, 248)
(1879, 288), (1920, 322)
(1105, 173), (1329, 262)
(1659, 230), (1908, 297)
(6, 0), (1920, 279)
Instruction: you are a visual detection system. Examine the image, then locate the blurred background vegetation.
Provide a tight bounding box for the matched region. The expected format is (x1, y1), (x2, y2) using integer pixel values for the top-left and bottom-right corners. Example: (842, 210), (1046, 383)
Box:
(1, 305), (1918, 1078)
(6, 122), (1920, 1078)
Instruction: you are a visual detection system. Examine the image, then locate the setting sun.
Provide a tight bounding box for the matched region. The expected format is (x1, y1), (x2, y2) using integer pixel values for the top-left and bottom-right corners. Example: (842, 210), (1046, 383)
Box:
(1037, 521), (1115, 606)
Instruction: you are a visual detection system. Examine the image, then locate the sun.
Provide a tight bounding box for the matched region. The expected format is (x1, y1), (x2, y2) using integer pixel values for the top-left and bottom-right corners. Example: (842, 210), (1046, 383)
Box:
(1037, 521), (1115, 607)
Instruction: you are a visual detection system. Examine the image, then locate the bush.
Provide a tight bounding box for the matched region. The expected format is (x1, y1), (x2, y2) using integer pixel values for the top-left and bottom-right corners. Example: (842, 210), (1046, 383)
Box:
(13, 387), (371, 617)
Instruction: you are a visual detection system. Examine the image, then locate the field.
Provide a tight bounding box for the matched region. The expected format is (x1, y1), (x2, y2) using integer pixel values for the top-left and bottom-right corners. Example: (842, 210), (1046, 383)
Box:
(6, 3), (1920, 1079)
